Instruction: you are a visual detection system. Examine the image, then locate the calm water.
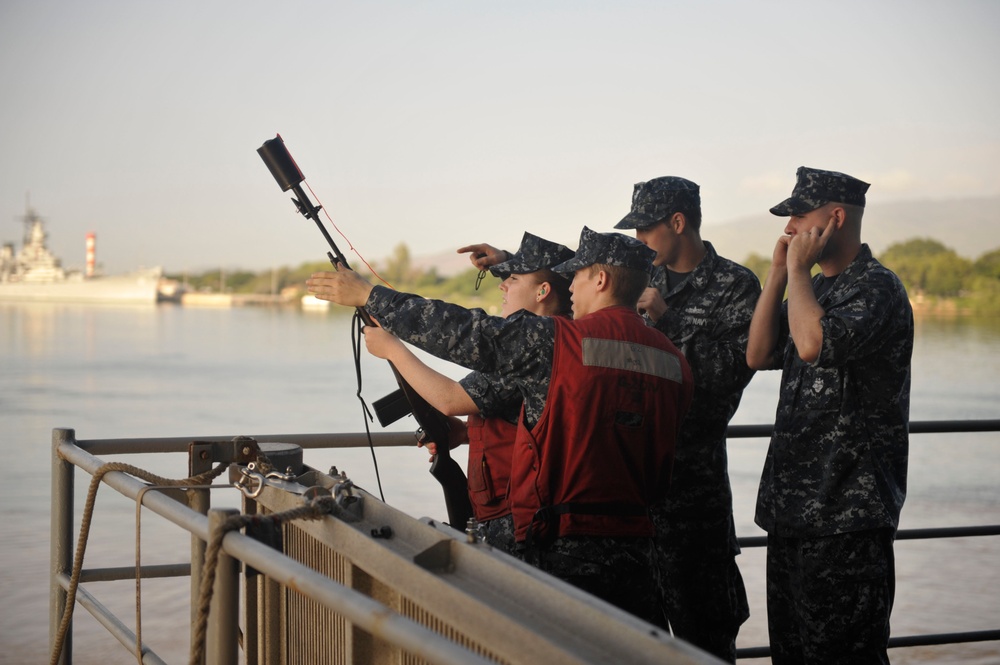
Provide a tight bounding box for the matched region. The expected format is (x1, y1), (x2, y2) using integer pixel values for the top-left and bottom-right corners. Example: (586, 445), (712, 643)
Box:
(1, 303), (998, 664)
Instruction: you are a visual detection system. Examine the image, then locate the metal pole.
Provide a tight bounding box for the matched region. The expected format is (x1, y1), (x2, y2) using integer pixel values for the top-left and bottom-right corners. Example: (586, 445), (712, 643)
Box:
(50, 428), (75, 665)
(242, 497), (282, 665)
(188, 444), (213, 638)
(206, 509), (240, 665)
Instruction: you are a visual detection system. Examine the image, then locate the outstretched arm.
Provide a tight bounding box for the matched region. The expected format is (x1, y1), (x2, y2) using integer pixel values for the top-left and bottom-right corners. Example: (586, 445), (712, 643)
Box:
(456, 243), (509, 271)
(306, 265), (374, 307)
(363, 323), (479, 417)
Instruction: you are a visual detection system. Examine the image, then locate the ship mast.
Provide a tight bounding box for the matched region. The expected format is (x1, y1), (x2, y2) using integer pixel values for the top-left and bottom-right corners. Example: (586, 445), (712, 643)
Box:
(19, 192), (45, 248)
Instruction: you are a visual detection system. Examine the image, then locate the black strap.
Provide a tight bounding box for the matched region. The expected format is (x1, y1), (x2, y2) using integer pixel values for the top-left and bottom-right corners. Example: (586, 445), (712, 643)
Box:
(525, 502), (649, 550)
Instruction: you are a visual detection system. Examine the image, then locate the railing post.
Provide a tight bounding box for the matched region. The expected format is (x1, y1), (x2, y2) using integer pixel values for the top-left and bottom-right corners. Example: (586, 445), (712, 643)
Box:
(242, 496), (284, 665)
(50, 428), (76, 665)
(188, 443), (213, 637)
(206, 509), (240, 665)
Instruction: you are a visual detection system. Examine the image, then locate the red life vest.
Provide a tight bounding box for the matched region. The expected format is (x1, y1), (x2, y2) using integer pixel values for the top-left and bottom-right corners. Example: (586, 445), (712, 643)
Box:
(509, 306), (693, 543)
(465, 412), (516, 522)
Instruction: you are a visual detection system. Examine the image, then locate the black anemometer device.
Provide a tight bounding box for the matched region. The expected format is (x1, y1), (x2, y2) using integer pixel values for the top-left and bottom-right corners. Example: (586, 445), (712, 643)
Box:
(257, 135), (473, 527)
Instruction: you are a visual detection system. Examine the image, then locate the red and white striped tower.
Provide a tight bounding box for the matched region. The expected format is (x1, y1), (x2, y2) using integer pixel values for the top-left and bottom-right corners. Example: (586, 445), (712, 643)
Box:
(85, 233), (96, 277)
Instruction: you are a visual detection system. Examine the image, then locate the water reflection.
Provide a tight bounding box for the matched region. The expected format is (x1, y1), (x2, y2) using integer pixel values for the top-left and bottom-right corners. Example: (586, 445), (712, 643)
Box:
(0, 304), (997, 664)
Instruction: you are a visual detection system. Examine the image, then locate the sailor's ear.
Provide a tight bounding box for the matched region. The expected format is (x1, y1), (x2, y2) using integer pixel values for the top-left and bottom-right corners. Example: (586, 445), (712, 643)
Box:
(671, 213), (687, 234)
(830, 206), (847, 229)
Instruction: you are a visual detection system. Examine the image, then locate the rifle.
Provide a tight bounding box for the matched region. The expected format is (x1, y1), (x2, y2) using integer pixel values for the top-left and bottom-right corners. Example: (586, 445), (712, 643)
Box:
(257, 134), (473, 529)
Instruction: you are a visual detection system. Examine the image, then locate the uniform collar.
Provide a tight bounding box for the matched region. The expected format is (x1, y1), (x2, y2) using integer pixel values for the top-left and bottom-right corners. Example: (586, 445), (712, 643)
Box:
(814, 244), (875, 304)
(657, 241), (719, 295)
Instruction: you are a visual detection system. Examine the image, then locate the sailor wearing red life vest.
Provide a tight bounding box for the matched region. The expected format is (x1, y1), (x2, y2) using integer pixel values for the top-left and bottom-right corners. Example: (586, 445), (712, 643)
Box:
(357, 232), (575, 553)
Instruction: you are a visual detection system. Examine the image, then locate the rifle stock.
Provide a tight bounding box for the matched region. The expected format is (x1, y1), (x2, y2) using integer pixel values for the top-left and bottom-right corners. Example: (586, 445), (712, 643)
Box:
(257, 134), (473, 528)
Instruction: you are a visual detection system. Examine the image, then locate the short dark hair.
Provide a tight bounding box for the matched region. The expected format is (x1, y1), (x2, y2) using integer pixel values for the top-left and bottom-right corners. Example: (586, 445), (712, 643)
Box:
(678, 205), (702, 232)
(841, 203), (865, 225)
(535, 268), (573, 317)
(588, 264), (649, 307)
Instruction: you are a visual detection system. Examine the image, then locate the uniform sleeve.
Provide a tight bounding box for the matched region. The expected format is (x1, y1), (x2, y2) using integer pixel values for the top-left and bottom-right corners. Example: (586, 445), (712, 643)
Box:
(366, 285), (508, 371)
(773, 302), (792, 369)
(366, 286), (552, 425)
(460, 371), (522, 424)
(815, 270), (909, 368)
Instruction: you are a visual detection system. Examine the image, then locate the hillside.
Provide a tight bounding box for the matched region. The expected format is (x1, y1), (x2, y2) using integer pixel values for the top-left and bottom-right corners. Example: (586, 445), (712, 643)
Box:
(405, 196), (1000, 277)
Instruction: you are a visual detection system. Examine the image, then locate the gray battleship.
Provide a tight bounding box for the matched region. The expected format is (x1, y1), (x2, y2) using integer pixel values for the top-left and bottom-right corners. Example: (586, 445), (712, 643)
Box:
(0, 206), (161, 304)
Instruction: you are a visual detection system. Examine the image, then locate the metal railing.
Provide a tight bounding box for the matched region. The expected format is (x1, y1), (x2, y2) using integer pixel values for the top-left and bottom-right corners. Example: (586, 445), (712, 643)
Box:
(49, 421), (1000, 664)
(729, 419), (1000, 661)
(50, 428), (723, 665)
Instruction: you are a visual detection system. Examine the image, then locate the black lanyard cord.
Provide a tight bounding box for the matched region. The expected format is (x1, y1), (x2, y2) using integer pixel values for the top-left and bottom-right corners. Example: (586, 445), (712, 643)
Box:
(351, 310), (385, 502)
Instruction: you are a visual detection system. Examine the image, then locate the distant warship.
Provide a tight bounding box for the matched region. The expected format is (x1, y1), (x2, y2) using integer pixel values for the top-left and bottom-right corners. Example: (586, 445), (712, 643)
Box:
(0, 205), (161, 304)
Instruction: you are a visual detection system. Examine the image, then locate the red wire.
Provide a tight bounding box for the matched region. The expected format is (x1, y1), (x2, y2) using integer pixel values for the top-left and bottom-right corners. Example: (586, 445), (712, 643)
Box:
(304, 181), (395, 290)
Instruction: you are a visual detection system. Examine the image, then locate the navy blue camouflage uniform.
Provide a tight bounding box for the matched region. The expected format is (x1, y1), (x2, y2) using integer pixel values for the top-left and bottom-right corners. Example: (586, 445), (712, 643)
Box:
(646, 242), (758, 661)
(755, 243), (913, 664)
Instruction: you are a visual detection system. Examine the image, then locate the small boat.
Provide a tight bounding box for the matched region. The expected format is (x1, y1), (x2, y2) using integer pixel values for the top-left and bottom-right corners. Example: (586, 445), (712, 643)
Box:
(0, 205), (162, 304)
(300, 293), (330, 309)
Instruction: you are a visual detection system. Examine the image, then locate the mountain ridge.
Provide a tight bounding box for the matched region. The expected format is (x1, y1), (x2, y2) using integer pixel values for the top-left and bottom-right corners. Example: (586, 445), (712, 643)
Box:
(705, 196), (1000, 264)
(410, 196), (1000, 277)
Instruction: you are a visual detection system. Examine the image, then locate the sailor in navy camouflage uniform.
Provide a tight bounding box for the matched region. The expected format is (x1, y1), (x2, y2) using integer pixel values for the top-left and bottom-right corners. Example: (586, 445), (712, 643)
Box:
(307, 228), (694, 628)
(747, 167), (913, 664)
(615, 176), (758, 662)
(363, 231), (575, 555)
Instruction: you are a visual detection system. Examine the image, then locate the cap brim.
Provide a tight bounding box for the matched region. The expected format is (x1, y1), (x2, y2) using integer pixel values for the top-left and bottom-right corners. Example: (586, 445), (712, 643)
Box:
(489, 256), (535, 278)
(614, 212), (658, 230)
(769, 197), (822, 217)
(551, 256), (590, 275)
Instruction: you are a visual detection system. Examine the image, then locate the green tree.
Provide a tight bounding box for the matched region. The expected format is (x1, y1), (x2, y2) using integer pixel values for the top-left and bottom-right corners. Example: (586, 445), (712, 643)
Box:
(961, 274), (1000, 313)
(412, 267), (442, 290)
(926, 253), (972, 297)
(973, 249), (1000, 280)
(742, 253), (770, 286)
(380, 243), (413, 285)
(879, 238), (971, 296)
(226, 270), (259, 292)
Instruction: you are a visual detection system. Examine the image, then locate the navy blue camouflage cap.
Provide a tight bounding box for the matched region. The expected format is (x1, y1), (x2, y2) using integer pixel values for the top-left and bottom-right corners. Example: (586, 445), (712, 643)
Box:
(551, 226), (656, 274)
(614, 176), (701, 230)
(770, 166), (870, 216)
(489, 232), (575, 279)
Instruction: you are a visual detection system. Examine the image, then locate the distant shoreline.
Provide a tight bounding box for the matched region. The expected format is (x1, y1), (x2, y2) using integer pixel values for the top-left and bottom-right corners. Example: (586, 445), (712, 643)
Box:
(910, 295), (996, 318)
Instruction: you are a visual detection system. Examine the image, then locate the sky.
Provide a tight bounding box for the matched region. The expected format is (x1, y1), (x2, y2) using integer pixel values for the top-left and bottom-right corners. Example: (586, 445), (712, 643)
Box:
(1, 0), (998, 275)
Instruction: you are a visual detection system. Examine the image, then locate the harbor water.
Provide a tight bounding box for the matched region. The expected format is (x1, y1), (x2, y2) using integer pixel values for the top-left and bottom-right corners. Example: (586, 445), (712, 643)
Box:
(1, 302), (998, 663)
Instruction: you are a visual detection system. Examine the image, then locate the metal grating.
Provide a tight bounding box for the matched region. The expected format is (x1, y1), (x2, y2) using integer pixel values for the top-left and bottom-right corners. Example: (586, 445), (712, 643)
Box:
(282, 522), (511, 665)
(285, 522), (352, 664)
(237, 463), (727, 665)
(399, 595), (511, 665)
